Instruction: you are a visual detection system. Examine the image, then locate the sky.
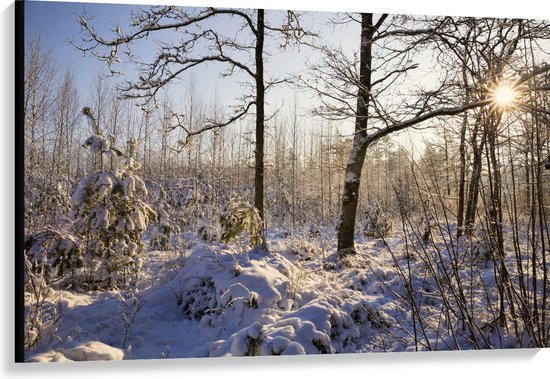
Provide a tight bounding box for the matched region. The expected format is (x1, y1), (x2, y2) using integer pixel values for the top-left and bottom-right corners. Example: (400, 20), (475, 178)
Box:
(24, 1), (234, 103)
(25, 1), (134, 83)
(22, 0), (550, 156)
(24, 1), (355, 120)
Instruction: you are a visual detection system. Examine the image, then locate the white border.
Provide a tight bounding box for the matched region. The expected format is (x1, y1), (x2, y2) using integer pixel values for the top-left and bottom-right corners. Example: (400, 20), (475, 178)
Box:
(3, 1), (549, 378)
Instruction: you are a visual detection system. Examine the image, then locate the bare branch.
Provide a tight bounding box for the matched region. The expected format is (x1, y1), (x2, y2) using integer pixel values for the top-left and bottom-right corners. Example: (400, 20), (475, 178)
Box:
(368, 62), (550, 144)
(169, 100), (256, 147)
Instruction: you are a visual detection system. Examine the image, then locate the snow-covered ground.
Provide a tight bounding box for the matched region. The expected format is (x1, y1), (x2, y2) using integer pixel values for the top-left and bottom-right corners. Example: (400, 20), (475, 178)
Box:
(24, 226), (545, 362)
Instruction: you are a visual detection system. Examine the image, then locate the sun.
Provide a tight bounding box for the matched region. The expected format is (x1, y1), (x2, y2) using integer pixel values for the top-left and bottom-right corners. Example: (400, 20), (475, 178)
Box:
(491, 83), (519, 109)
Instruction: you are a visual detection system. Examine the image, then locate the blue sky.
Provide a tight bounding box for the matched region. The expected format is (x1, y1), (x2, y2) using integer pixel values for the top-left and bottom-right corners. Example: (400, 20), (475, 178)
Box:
(24, 1), (355, 120)
(21, 0), (550, 105)
(25, 0), (550, 155)
(25, 1), (148, 103)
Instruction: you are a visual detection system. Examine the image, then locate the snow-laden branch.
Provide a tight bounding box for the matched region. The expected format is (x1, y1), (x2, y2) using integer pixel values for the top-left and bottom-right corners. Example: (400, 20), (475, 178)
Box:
(74, 7), (257, 51)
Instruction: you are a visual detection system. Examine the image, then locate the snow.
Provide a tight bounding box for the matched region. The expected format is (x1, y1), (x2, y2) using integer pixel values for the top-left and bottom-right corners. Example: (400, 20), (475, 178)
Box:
(345, 172), (358, 183)
(29, 341), (124, 362)
(26, 236), (364, 361)
(82, 135), (110, 155)
(24, 226), (549, 362)
(62, 341), (124, 361)
(123, 175), (136, 194)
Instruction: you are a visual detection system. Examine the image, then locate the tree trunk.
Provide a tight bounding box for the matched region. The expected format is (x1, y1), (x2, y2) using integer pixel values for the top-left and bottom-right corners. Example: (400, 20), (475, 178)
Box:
(337, 13), (375, 256)
(291, 98), (298, 231)
(456, 113), (468, 239)
(457, 29), (473, 240)
(254, 9), (267, 249)
(464, 142), (483, 236)
(464, 117), (484, 236)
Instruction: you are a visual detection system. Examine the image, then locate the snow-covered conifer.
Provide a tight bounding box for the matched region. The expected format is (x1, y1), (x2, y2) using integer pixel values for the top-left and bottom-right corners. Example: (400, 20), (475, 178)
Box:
(220, 193), (264, 249)
(70, 108), (156, 289)
(24, 230), (82, 284)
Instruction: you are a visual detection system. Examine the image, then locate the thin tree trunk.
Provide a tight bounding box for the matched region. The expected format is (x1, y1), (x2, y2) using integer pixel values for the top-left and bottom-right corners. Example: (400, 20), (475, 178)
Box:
(254, 9), (267, 250)
(319, 130), (325, 225)
(456, 113), (468, 239)
(464, 118), (484, 236)
(291, 98), (298, 231)
(456, 51), (471, 240)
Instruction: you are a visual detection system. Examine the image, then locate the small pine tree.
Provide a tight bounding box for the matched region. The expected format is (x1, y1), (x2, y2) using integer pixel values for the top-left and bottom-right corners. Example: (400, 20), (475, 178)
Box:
(71, 108), (156, 290)
(220, 194), (264, 250)
(24, 229), (82, 285)
(71, 169), (155, 289)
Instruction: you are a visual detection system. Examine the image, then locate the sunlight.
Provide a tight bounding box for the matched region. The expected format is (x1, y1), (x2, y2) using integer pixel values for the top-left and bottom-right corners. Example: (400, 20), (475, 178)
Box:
(491, 83), (519, 109)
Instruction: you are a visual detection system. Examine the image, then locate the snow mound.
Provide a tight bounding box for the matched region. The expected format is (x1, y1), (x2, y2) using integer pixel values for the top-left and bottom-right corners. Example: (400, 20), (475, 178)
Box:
(26, 351), (72, 363)
(166, 244), (294, 331)
(62, 341), (125, 361)
(164, 244), (374, 356)
(28, 341), (124, 362)
(208, 292), (378, 356)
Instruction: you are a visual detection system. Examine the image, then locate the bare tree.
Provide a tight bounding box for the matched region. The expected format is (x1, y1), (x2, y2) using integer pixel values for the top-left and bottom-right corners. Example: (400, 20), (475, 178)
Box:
(24, 35), (55, 178)
(306, 14), (550, 257)
(415, 18), (547, 239)
(73, 6), (313, 246)
(51, 68), (80, 181)
(24, 35), (57, 231)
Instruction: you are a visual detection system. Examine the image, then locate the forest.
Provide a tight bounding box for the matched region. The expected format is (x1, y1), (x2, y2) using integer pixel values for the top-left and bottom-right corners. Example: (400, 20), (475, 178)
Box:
(23, 4), (550, 361)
